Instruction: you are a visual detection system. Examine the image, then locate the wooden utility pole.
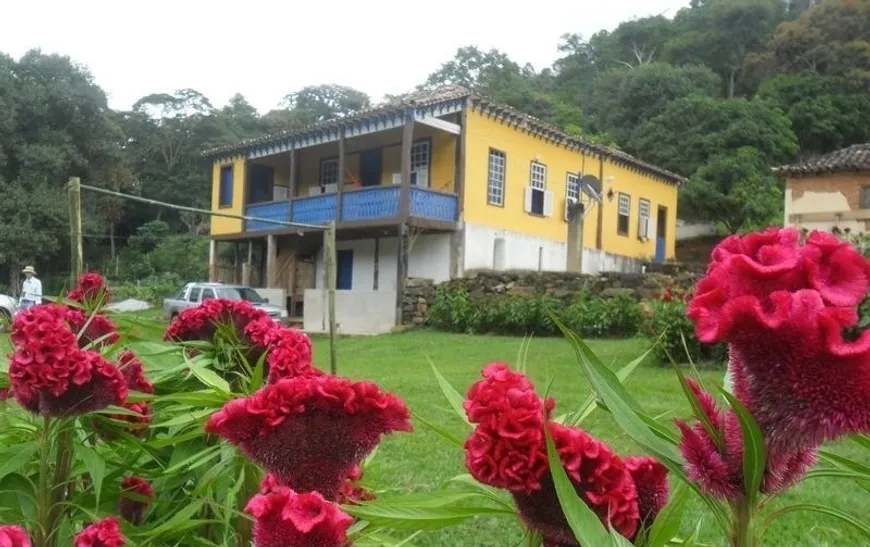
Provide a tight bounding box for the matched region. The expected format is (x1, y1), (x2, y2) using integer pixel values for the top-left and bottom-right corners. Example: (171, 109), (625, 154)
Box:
(323, 222), (338, 374)
(566, 201), (585, 273)
(67, 177), (83, 287)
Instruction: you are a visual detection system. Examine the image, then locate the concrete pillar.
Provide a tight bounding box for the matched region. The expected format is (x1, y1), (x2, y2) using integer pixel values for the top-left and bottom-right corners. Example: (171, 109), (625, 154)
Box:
(208, 239), (218, 282)
(242, 241), (252, 286)
(566, 202), (585, 273)
(266, 235), (277, 288)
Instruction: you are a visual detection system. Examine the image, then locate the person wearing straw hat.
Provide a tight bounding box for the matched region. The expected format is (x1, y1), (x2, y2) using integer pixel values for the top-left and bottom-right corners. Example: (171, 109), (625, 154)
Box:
(20, 266), (42, 309)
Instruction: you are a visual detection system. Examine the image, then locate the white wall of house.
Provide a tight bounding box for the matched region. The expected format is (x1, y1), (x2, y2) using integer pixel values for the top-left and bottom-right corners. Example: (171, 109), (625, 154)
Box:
(463, 222), (643, 274)
(464, 223), (567, 272)
(314, 233), (452, 291)
(676, 219), (718, 241)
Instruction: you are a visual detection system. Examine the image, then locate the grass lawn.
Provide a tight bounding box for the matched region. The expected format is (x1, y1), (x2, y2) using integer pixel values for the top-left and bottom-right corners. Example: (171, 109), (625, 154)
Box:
(310, 330), (869, 547)
(4, 316), (867, 546)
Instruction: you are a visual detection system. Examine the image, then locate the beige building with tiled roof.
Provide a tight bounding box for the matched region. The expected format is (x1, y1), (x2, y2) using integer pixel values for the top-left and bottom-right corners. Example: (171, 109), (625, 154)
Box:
(775, 144), (870, 234)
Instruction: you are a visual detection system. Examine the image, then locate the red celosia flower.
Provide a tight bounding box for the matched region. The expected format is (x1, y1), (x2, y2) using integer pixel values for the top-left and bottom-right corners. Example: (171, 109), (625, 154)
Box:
(463, 364), (644, 544)
(246, 488), (352, 547)
(0, 389), (10, 401)
(73, 517), (126, 547)
(9, 306), (128, 416)
(206, 375), (412, 500)
(110, 401), (151, 438)
(625, 456), (669, 527)
(120, 476), (154, 526)
(68, 273), (111, 310)
(685, 228), (870, 498)
(117, 351), (154, 394)
(64, 308), (120, 349)
(244, 319), (318, 382)
(164, 298), (267, 344)
(0, 525), (31, 547)
(338, 465), (376, 505)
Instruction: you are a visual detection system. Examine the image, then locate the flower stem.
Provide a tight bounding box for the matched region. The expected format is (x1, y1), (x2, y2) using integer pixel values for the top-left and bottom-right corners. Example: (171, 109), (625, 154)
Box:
(732, 499), (756, 547)
(36, 417), (51, 547)
(45, 420), (74, 547)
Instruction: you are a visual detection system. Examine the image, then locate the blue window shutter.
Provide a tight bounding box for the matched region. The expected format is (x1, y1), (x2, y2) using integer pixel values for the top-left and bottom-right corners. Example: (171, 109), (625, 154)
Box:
(220, 166), (234, 207)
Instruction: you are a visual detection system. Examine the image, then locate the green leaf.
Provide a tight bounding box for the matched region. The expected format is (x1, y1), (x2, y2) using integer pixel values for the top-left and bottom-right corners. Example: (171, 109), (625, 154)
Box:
(648, 481), (690, 547)
(762, 503), (870, 543)
(412, 412), (464, 447)
(564, 346), (650, 427)
(140, 499), (207, 537)
(78, 446), (105, 510)
(0, 443), (37, 482)
(248, 352), (266, 393)
(819, 450), (870, 478)
(720, 390), (765, 504)
(544, 424), (614, 547)
(189, 364), (232, 394)
(153, 408), (215, 429)
(342, 504), (511, 530)
(427, 358), (471, 427)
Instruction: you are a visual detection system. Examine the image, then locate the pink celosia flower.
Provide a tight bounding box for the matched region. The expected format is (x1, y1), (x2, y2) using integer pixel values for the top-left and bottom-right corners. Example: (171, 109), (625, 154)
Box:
(625, 456), (669, 527)
(73, 517), (126, 547)
(68, 273), (111, 310)
(206, 375), (412, 500)
(684, 228), (870, 498)
(120, 476), (154, 526)
(0, 525), (30, 547)
(245, 488), (352, 547)
(109, 401), (151, 438)
(463, 364), (647, 544)
(64, 308), (120, 349)
(117, 351), (154, 394)
(338, 465), (376, 505)
(9, 306), (127, 416)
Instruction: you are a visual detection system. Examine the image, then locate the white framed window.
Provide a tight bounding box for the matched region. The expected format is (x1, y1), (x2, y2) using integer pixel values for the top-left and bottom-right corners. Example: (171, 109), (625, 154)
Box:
(410, 141), (430, 186)
(617, 193), (631, 236)
(530, 162), (547, 190)
(639, 198), (651, 220)
(487, 149), (506, 206)
(566, 172), (580, 202)
(319, 158), (338, 189)
(525, 162), (552, 216)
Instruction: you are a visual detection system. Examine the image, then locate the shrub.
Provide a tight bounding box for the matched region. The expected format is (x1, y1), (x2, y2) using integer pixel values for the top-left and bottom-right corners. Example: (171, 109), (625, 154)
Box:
(113, 273), (183, 305)
(428, 285), (641, 338)
(641, 295), (725, 366)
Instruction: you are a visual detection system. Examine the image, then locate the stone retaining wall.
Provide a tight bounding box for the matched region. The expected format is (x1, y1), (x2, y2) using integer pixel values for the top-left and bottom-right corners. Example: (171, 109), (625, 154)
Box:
(402, 269), (699, 325)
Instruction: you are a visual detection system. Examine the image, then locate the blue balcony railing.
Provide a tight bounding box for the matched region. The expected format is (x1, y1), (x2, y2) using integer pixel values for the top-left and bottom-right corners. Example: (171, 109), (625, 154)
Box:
(245, 201), (290, 231)
(244, 187), (457, 232)
(341, 186), (400, 222)
(410, 187), (458, 222)
(290, 194), (338, 225)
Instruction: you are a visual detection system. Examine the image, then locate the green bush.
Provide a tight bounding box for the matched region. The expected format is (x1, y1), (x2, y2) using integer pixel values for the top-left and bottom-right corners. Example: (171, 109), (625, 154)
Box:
(428, 285), (642, 338)
(641, 297), (725, 366)
(112, 272), (183, 305)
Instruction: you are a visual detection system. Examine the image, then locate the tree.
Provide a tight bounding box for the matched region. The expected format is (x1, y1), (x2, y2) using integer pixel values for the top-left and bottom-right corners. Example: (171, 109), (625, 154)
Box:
(586, 63), (721, 145)
(629, 95), (798, 177)
(280, 84), (370, 123)
(0, 50), (127, 284)
(681, 147), (784, 232)
(767, 0), (870, 85)
(664, 0), (787, 97)
(589, 16), (674, 70)
(757, 73), (870, 157)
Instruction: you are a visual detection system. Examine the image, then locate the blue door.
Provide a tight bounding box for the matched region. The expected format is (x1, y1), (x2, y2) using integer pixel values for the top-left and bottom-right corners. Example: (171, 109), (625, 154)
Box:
(360, 150), (382, 187)
(336, 250), (354, 290)
(655, 206), (667, 263)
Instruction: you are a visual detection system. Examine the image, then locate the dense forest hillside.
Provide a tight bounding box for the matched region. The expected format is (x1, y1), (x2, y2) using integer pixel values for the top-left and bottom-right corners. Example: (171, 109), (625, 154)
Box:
(1, 0), (868, 289)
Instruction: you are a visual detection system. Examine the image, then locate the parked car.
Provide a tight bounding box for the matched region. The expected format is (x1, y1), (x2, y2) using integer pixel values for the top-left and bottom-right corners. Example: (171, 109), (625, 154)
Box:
(0, 293), (16, 331)
(163, 283), (289, 325)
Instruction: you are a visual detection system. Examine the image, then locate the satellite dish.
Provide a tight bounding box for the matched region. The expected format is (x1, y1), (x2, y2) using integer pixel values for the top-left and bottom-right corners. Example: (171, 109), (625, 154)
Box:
(580, 174), (602, 202)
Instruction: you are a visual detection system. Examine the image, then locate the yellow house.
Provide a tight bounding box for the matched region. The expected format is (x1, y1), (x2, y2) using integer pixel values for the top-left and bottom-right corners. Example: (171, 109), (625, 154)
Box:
(203, 86), (683, 322)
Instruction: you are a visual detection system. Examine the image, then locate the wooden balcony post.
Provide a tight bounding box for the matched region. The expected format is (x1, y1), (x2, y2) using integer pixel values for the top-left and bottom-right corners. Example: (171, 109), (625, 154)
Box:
(395, 222), (409, 326)
(336, 129), (346, 222)
(288, 148), (297, 200)
(399, 107), (414, 221)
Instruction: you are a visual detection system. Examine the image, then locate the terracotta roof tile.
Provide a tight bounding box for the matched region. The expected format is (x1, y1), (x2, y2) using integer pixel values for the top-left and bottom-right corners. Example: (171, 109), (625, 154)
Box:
(774, 143), (870, 177)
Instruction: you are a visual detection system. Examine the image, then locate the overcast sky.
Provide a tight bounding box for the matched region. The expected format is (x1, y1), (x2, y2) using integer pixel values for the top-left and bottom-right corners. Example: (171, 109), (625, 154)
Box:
(4, 0), (688, 113)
